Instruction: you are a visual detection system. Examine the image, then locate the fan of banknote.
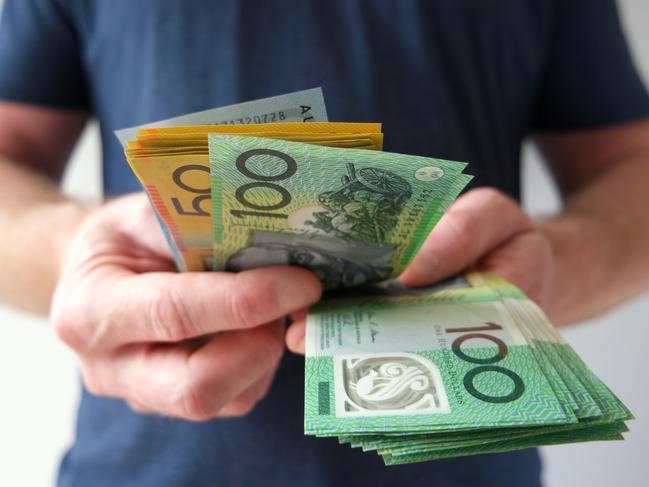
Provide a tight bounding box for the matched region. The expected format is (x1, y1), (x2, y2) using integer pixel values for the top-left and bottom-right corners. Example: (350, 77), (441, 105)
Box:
(305, 273), (632, 464)
(120, 88), (632, 465)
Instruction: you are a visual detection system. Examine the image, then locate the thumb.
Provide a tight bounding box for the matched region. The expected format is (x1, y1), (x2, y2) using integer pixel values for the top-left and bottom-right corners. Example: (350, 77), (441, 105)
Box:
(285, 313), (307, 355)
(399, 188), (532, 287)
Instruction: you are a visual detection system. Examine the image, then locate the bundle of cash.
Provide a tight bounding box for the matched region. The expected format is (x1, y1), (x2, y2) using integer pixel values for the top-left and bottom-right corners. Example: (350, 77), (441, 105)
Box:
(120, 89), (630, 465)
(208, 135), (471, 288)
(122, 88), (471, 281)
(127, 121), (386, 272)
(304, 273), (632, 464)
(122, 88), (392, 271)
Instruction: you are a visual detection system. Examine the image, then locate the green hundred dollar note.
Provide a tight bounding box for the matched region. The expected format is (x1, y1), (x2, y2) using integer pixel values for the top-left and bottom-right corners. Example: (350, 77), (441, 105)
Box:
(303, 288), (573, 435)
(209, 135), (472, 288)
(313, 276), (631, 463)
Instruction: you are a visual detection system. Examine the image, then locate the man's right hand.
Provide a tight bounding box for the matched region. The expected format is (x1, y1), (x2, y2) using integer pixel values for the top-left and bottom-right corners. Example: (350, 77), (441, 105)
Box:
(50, 193), (322, 421)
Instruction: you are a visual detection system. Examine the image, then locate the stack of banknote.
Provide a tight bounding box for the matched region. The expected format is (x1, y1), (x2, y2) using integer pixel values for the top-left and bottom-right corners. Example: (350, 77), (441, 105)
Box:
(126, 121), (390, 274)
(304, 273), (632, 464)
(121, 89), (631, 465)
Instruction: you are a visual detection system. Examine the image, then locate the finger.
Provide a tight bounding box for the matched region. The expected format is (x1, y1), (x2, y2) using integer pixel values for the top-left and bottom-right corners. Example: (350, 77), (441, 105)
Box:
(78, 193), (176, 265)
(285, 317), (306, 355)
(289, 308), (308, 322)
(217, 370), (276, 417)
(85, 321), (285, 421)
(480, 231), (553, 308)
(63, 265), (321, 350)
(398, 188), (533, 287)
(127, 400), (155, 415)
(101, 193), (176, 260)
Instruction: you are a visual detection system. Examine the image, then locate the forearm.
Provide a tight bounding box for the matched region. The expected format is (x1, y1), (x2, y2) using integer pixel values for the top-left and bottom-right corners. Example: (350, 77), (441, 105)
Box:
(0, 157), (91, 314)
(540, 157), (649, 325)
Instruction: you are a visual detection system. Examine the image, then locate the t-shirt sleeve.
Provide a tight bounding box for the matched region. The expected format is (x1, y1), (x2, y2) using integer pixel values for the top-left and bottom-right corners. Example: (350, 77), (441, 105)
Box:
(0, 0), (89, 109)
(531, 0), (649, 132)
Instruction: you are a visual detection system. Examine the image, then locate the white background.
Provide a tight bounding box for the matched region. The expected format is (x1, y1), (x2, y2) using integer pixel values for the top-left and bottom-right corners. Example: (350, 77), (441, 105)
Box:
(0, 1), (648, 486)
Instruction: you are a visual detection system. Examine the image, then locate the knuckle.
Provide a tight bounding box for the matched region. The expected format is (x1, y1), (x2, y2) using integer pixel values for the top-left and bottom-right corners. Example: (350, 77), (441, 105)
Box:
(254, 325), (285, 364)
(446, 207), (479, 255)
(52, 281), (115, 351)
(473, 187), (509, 209)
(256, 383), (272, 402)
(179, 389), (209, 422)
(475, 186), (505, 202)
(266, 334), (285, 364)
(80, 367), (106, 397)
(51, 300), (87, 350)
(475, 188), (531, 227)
(148, 283), (194, 341)
(261, 347), (284, 375)
(254, 377), (274, 402)
(219, 395), (259, 417)
(127, 401), (149, 414)
(227, 281), (262, 328)
(176, 378), (219, 422)
(227, 397), (257, 417)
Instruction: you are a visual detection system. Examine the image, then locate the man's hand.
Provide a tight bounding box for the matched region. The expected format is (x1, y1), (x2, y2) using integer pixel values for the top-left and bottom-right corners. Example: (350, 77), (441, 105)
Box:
(398, 188), (553, 305)
(51, 193), (322, 420)
(286, 188), (553, 354)
(288, 121), (649, 351)
(286, 116), (649, 357)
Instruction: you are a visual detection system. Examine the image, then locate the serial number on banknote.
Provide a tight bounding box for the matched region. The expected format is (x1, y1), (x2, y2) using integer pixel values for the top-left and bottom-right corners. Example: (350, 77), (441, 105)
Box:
(214, 111), (289, 125)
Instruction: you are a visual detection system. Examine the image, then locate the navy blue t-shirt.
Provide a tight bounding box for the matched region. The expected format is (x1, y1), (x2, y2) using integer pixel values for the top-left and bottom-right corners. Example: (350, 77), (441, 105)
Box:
(1, 1), (648, 486)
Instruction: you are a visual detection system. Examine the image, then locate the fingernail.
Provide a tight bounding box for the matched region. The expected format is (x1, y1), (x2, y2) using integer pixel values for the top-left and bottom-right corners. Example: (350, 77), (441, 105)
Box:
(295, 332), (305, 354)
(286, 323), (306, 354)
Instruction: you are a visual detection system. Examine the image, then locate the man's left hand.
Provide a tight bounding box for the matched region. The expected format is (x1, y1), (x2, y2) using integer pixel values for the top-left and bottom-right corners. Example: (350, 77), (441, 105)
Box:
(286, 187), (554, 354)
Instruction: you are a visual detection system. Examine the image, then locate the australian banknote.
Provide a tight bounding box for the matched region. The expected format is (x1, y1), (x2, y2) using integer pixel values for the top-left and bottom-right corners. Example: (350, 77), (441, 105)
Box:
(304, 274), (632, 464)
(209, 135), (471, 288)
(115, 87), (327, 146)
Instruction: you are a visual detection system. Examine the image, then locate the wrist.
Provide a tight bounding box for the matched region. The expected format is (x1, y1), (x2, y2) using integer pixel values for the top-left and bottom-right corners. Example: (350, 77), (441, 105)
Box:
(46, 201), (97, 279)
(16, 200), (96, 314)
(537, 213), (617, 325)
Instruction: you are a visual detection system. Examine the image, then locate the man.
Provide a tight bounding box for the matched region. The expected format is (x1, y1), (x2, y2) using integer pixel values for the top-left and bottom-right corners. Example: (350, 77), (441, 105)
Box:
(1, 1), (648, 486)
